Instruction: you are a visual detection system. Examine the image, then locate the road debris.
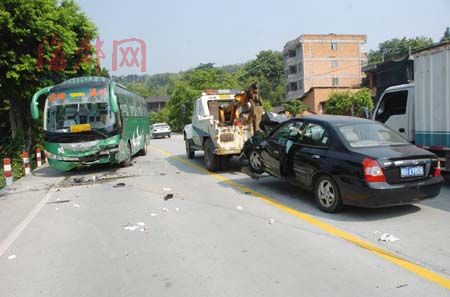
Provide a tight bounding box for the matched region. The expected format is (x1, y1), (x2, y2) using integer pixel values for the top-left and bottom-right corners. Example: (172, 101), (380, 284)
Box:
(124, 225), (139, 231)
(236, 205), (243, 210)
(160, 173), (166, 176)
(7, 254), (16, 260)
(163, 188), (172, 191)
(150, 213), (158, 217)
(396, 284), (408, 289)
(269, 219), (275, 224)
(73, 177), (85, 184)
(176, 172), (181, 174)
(162, 208), (169, 212)
(175, 208), (180, 212)
(123, 222), (146, 231)
(73, 204), (81, 208)
(244, 191), (252, 195)
(164, 194), (174, 201)
(113, 182), (126, 188)
(378, 233), (399, 242)
(47, 200), (71, 204)
(55, 208), (59, 211)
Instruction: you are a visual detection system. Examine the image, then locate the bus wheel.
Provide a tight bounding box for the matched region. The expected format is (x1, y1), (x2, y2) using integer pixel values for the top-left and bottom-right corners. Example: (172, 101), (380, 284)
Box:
(137, 136), (147, 156)
(121, 143), (132, 167)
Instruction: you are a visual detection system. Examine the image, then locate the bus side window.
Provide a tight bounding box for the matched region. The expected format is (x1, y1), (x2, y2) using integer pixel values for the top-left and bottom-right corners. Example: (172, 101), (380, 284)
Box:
(118, 94), (129, 116)
(142, 99), (147, 117)
(137, 95), (144, 117)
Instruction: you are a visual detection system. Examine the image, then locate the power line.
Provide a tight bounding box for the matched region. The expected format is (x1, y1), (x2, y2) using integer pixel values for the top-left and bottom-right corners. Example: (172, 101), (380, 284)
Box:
(235, 54), (280, 79)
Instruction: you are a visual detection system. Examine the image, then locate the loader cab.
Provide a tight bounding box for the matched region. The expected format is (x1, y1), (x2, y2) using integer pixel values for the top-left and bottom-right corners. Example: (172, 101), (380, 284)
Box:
(373, 84), (414, 142)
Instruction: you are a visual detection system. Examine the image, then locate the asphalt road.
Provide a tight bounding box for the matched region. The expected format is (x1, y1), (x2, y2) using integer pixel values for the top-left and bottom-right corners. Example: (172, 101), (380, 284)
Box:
(0, 134), (449, 297)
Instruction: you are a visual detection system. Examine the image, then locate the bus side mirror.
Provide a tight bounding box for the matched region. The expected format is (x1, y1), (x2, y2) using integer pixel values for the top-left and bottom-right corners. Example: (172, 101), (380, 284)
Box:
(31, 86), (53, 120)
(109, 83), (119, 113)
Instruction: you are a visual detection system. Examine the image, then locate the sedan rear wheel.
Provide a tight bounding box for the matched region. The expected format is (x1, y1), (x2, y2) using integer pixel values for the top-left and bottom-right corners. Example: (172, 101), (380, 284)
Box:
(249, 149), (264, 173)
(314, 175), (343, 213)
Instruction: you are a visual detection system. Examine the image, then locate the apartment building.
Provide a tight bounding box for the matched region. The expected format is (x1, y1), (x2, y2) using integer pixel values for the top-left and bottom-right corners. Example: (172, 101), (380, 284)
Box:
(283, 34), (367, 101)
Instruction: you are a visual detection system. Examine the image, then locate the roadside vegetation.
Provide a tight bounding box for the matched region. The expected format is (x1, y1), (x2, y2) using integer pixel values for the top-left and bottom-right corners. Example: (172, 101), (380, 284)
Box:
(0, 0), (104, 187)
(1, 0), (448, 186)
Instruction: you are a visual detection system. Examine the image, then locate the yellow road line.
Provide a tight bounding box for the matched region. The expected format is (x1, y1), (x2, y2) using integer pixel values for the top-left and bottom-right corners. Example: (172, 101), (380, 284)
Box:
(151, 145), (450, 290)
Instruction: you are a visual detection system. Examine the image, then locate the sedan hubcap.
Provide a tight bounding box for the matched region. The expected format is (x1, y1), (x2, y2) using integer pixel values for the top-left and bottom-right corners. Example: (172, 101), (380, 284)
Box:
(250, 151), (262, 170)
(318, 180), (335, 207)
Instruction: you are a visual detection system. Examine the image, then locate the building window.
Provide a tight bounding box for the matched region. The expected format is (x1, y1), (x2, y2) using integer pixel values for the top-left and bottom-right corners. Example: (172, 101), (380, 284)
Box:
(331, 60), (338, 68)
(298, 79), (303, 90)
(332, 76), (339, 87)
(289, 82), (298, 92)
(289, 65), (297, 75)
(298, 62), (303, 73)
(286, 85), (290, 93)
(288, 50), (296, 57)
(331, 42), (337, 51)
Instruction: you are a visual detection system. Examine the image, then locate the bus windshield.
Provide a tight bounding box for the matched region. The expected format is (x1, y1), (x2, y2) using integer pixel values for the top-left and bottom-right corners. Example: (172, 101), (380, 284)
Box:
(45, 86), (117, 133)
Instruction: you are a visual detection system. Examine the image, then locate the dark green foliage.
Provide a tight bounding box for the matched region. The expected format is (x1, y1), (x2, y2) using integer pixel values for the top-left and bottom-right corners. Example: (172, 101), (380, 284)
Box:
(368, 37), (434, 64)
(441, 27), (450, 43)
(282, 100), (307, 117)
(0, 0), (100, 150)
(325, 88), (373, 117)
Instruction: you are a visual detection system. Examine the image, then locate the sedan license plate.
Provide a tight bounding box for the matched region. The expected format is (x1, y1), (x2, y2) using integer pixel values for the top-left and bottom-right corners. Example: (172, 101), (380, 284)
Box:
(400, 165), (424, 178)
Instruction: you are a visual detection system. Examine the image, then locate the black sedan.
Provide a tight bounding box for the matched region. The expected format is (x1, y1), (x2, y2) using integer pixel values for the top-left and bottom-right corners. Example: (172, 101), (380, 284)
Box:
(244, 115), (443, 213)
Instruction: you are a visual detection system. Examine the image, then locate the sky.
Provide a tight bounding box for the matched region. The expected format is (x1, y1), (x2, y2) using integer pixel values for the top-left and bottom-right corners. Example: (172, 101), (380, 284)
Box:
(75, 0), (450, 76)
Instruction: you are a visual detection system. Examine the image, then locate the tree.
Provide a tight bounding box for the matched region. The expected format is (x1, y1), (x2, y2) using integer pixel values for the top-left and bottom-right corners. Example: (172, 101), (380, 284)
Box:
(441, 27), (450, 43)
(282, 100), (307, 117)
(368, 37), (434, 64)
(324, 92), (352, 116)
(238, 50), (285, 105)
(325, 89), (373, 117)
(183, 63), (237, 90)
(351, 88), (374, 117)
(262, 99), (272, 112)
(0, 0), (100, 150)
(165, 82), (200, 131)
(148, 107), (169, 125)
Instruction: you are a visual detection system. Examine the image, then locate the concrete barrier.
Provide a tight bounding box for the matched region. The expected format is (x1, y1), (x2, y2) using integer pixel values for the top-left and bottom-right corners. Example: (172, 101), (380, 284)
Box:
(22, 152), (30, 175)
(3, 158), (13, 186)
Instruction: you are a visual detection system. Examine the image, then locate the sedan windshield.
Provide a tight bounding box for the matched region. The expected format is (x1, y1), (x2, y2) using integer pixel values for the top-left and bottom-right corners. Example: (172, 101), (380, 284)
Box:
(45, 86), (116, 133)
(336, 123), (409, 147)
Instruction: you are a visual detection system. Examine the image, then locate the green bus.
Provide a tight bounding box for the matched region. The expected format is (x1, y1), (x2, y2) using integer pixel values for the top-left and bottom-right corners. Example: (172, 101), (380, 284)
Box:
(31, 76), (149, 171)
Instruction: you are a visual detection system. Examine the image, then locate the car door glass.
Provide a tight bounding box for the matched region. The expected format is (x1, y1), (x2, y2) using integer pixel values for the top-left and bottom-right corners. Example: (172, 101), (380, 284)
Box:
(269, 122), (295, 145)
(288, 121), (304, 138)
(285, 121), (304, 152)
(300, 123), (329, 146)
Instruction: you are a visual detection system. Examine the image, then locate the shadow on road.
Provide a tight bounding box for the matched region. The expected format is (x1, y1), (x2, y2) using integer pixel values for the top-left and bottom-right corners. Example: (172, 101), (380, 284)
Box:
(163, 153), (423, 222)
(32, 162), (129, 178)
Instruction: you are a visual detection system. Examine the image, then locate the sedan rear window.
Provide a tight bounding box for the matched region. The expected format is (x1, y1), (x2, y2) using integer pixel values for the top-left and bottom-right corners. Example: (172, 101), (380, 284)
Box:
(337, 123), (408, 147)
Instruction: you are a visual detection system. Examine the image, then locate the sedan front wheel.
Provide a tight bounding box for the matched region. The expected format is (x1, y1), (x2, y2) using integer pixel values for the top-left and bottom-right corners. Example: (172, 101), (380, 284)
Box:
(314, 175), (343, 213)
(248, 149), (264, 174)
